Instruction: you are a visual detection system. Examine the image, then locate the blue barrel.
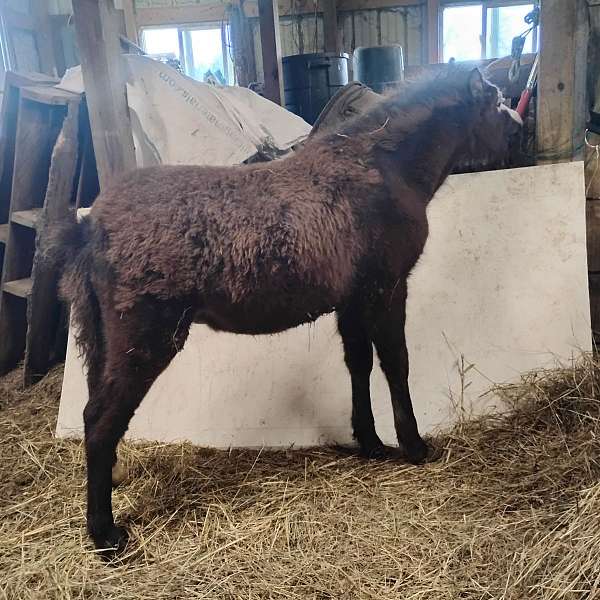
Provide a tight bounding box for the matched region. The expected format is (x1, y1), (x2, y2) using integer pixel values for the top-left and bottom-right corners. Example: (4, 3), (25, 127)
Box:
(353, 45), (405, 94)
(282, 53), (350, 124)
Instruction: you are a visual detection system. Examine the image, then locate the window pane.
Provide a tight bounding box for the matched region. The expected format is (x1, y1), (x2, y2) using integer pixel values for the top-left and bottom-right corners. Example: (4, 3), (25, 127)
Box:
(141, 28), (180, 60)
(184, 28), (229, 84)
(442, 5), (483, 62)
(486, 4), (535, 59)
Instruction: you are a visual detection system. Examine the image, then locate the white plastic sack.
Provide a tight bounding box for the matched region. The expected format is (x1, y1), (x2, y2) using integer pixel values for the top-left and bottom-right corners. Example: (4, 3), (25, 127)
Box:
(58, 54), (311, 167)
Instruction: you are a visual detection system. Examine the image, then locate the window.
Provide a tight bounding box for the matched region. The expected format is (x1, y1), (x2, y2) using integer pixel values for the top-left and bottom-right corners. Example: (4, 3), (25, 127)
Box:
(442, 2), (538, 63)
(141, 24), (234, 85)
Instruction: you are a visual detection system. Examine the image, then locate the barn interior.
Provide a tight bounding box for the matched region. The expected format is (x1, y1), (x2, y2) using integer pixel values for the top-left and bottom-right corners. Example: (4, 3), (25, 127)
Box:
(1, 0), (600, 597)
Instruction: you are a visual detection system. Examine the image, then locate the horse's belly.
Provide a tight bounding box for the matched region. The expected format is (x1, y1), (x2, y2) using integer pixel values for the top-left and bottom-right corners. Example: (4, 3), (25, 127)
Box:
(194, 293), (338, 335)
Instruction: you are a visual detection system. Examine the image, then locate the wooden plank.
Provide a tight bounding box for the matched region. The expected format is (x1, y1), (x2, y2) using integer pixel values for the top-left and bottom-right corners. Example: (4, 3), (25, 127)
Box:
(427, 0), (439, 64)
(586, 131), (600, 201)
(536, 0), (589, 163)
(322, 0), (341, 53)
(229, 2), (258, 87)
(258, 0), (284, 105)
(11, 208), (42, 229)
(135, 4), (233, 27)
(10, 98), (65, 214)
(589, 272), (600, 347)
(587, 198), (600, 272)
(4, 278), (33, 298)
(120, 0), (139, 45)
(25, 102), (81, 386)
(0, 225), (36, 374)
(135, 0), (424, 25)
(20, 85), (80, 106)
(30, 0), (58, 77)
(72, 0), (136, 190)
(0, 224), (8, 244)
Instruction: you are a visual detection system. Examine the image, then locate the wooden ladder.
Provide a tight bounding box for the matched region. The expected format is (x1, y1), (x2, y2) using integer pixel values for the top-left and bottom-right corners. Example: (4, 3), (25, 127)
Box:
(0, 73), (99, 385)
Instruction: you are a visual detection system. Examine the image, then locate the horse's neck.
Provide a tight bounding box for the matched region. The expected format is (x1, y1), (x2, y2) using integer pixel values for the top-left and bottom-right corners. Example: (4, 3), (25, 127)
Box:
(383, 111), (471, 201)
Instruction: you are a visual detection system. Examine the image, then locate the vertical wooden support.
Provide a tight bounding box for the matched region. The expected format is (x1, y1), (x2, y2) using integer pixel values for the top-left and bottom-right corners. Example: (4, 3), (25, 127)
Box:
(119, 0), (139, 45)
(427, 0), (440, 64)
(258, 0), (284, 105)
(537, 1), (594, 344)
(322, 0), (340, 54)
(31, 1), (58, 77)
(536, 0), (588, 163)
(72, 0), (136, 189)
(585, 5), (600, 346)
(229, 2), (258, 87)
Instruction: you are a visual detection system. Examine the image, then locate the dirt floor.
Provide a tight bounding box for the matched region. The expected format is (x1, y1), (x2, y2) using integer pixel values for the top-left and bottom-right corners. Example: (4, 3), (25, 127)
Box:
(0, 358), (599, 599)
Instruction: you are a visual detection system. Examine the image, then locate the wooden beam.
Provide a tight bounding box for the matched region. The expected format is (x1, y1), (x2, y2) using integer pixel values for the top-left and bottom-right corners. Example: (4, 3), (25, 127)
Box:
(536, 0), (589, 163)
(258, 0), (284, 105)
(30, 0), (58, 77)
(135, 0), (425, 26)
(322, 0), (340, 54)
(72, 0), (136, 189)
(229, 1), (258, 87)
(427, 0), (440, 64)
(118, 0), (139, 45)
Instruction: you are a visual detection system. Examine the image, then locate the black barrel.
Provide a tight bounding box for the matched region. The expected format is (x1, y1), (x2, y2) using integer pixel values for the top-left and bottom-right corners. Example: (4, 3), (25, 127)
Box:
(282, 53), (349, 125)
(353, 45), (405, 93)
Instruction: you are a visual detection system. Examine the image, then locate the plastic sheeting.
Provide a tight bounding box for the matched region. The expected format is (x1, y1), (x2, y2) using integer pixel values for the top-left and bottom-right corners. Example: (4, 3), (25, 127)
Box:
(57, 54), (311, 167)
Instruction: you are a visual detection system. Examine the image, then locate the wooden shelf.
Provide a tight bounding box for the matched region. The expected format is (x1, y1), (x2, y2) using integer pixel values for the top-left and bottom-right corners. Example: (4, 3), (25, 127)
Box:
(20, 85), (80, 106)
(3, 278), (33, 298)
(0, 224), (8, 244)
(11, 208), (42, 229)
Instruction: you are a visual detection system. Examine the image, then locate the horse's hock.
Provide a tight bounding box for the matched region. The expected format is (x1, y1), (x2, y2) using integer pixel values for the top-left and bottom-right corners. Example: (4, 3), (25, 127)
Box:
(57, 162), (591, 448)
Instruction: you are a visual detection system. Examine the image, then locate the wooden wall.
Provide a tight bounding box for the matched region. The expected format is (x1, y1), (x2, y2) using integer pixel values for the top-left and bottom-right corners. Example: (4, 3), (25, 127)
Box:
(250, 4), (424, 83)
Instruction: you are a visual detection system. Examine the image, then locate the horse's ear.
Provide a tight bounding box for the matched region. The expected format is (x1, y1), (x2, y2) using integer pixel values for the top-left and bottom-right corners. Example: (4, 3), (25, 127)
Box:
(468, 68), (484, 100)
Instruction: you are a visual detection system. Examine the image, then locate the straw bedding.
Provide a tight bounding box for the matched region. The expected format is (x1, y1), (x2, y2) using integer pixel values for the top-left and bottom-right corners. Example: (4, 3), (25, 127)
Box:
(0, 356), (599, 599)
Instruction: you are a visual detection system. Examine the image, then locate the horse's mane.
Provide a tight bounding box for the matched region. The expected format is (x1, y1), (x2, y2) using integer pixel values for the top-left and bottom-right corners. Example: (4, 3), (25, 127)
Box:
(335, 67), (496, 146)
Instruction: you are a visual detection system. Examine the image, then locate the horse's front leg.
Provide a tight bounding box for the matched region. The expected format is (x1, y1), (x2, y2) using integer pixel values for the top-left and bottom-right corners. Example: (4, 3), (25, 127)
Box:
(371, 285), (428, 463)
(337, 302), (384, 457)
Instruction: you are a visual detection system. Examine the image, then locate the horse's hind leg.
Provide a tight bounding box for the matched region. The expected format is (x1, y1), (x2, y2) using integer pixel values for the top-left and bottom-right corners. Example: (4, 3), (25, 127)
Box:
(371, 286), (428, 464)
(84, 298), (193, 553)
(78, 290), (123, 487)
(337, 303), (384, 456)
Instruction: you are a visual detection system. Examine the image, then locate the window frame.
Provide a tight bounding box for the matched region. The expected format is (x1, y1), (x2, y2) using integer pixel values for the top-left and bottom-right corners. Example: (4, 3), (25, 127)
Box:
(140, 22), (234, 85)
(440, 0), (538, 62)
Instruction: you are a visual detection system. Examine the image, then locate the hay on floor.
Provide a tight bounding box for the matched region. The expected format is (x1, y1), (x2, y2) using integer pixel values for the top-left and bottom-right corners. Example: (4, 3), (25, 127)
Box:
(0, 356), (599, 599)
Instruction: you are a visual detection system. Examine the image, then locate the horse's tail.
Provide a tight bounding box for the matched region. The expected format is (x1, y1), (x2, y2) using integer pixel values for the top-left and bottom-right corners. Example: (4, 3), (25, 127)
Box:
(40, 212), (102, 369)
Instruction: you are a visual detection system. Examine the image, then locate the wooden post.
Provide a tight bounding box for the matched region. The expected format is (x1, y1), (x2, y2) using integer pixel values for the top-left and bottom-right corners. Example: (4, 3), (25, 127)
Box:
(118, 0), (139, 45)
(322, 0), (340, 54)
(229, 2), (258, 87)
(427, 0), (440, 64)
(536, 0), (588, 163)
(258, 0), (284, 105)
(72, 0), (136, 189)
(31, 1), (58, 77)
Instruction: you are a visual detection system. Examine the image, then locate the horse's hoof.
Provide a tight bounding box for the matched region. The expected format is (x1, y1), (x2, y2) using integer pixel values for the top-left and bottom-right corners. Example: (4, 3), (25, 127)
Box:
(92, 525), (129, 557)
(360, 444), (404, 460)
(403, 438), (431, 464)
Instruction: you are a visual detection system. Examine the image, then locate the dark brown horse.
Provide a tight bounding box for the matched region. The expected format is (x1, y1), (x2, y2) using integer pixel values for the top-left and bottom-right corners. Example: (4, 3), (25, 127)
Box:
(46, 67), (521, 554)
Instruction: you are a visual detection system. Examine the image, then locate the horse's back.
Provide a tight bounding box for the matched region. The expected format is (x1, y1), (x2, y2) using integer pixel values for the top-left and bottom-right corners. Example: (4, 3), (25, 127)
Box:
(89, 158), (369, 312)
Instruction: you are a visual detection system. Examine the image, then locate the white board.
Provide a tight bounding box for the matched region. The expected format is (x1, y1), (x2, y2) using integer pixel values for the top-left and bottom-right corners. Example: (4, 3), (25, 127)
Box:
(57, 163), (591, 447)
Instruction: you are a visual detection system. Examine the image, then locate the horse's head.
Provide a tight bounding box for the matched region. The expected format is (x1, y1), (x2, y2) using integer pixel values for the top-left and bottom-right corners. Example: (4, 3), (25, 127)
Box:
(453, 68), (523, 173)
